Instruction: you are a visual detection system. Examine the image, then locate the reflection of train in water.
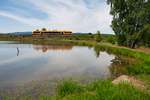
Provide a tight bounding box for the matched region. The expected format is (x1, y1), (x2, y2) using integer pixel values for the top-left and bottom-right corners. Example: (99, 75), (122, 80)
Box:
(33, 44), (73, 52)
(32, 30), (73, 36)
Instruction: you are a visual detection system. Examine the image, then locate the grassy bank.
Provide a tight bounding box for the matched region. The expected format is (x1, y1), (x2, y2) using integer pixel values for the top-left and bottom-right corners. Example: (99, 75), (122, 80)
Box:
(4, 80), (150, 100)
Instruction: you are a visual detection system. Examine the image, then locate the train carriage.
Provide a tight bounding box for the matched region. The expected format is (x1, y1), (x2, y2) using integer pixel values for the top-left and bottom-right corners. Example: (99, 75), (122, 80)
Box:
(32, 30), (73, 35)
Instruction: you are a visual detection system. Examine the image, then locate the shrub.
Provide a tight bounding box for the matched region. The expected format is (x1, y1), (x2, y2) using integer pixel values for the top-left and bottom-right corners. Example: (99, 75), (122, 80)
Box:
(107, 36), (116, 44)
(88, 33), (92, 35)
(75, 37), (80, 40)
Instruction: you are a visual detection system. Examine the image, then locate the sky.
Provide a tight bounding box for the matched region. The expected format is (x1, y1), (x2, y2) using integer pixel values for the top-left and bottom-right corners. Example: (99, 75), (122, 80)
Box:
(0, 0), (114, 34)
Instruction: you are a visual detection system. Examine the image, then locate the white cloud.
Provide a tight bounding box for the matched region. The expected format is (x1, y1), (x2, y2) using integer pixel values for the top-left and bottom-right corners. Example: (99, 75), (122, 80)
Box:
(0, 11), (45, 26)
(0, 0), (114, 33)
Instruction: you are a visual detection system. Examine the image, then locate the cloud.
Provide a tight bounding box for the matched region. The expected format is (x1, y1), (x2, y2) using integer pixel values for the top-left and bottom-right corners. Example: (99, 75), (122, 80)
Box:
(0, 0), (113, 33)
(0, 11), (44, 26)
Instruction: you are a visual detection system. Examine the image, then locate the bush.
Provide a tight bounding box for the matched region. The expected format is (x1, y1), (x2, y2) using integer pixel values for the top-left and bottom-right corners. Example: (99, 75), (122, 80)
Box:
(88, 33), (92, 35)
(107, 36), (116, 44)
(75, 37), (80, 40)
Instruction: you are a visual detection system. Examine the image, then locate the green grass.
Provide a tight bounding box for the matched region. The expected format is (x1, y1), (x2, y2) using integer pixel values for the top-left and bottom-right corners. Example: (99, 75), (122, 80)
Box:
(56, 80), (85, 97)
(4, 80), (150, 100)
(128, 65), (150, 74)
(55, 80), (150, 100)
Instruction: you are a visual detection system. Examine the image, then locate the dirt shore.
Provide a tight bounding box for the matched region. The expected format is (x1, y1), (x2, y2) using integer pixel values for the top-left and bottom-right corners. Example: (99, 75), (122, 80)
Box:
(100, 42), (150, 54)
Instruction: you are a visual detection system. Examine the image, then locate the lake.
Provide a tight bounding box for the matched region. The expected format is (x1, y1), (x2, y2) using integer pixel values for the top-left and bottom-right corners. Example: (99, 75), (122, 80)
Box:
(0, 41), (125, 97)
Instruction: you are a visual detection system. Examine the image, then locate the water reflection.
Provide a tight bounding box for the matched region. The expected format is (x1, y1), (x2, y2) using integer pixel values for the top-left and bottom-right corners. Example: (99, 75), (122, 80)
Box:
(33, 44), (73, 52)
(109, 57), (129, 78)
(0, 41), (121, 90)
(17, 48), (19, 56)
(94, 46), (101, 58)
(93, 45), (129, 78)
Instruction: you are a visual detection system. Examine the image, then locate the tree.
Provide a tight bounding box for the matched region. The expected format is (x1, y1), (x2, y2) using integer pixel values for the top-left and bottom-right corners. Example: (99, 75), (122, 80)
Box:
(107, 0), (150, 48)
(42, 28), (47, 31)
(88, 33), (92, 35)
(94, 30), (102, 42)
(140, 24), (150, 47)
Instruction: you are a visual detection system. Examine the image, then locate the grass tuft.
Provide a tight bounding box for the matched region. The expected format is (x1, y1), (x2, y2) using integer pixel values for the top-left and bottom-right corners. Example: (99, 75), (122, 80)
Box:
(56, 80), (85, 97)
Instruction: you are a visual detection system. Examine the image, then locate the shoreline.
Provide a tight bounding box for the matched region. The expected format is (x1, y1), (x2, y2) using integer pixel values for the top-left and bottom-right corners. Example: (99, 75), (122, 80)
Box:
(0, 37), (150, 54)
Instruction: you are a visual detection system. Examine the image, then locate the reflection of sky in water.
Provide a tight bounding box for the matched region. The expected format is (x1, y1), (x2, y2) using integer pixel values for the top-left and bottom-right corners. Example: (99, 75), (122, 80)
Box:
(0, 41), (115, 88)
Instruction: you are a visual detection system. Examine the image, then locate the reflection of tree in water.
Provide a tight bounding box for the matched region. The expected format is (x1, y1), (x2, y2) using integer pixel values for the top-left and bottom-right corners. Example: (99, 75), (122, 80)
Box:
(93, 45), (132, 79)
(42, 47), (48, 52)
(93, 45), (115, 58)
(109, 57), (129, 79)
(33, 44), (73, 52)
(93, 46), (101, 58)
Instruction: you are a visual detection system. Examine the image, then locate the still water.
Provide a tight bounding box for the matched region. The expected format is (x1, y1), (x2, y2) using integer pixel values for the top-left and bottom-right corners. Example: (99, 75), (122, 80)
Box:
(0, 41), (115, 89)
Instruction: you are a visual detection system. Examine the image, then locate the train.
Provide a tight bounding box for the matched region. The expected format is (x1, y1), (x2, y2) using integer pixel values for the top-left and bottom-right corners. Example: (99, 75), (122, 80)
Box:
(32, 30), (73, 35)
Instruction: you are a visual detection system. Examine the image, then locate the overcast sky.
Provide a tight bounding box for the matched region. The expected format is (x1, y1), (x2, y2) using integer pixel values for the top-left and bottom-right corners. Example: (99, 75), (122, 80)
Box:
(0, 0), (114, 34)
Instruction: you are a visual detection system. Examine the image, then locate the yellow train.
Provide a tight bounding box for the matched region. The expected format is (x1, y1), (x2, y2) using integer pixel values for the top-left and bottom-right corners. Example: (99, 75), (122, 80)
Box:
(32, 30), (73, 35)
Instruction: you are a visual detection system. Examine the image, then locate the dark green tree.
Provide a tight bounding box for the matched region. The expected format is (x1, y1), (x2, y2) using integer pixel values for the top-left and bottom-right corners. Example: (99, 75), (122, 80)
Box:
(94, 30), (102, 42)
(88, 33), (92, 35)
(107, 0), (150, 48)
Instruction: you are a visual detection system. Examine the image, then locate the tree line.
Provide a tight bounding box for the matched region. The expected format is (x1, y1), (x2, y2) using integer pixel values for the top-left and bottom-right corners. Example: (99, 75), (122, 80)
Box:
(107, 0), (150, 48)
